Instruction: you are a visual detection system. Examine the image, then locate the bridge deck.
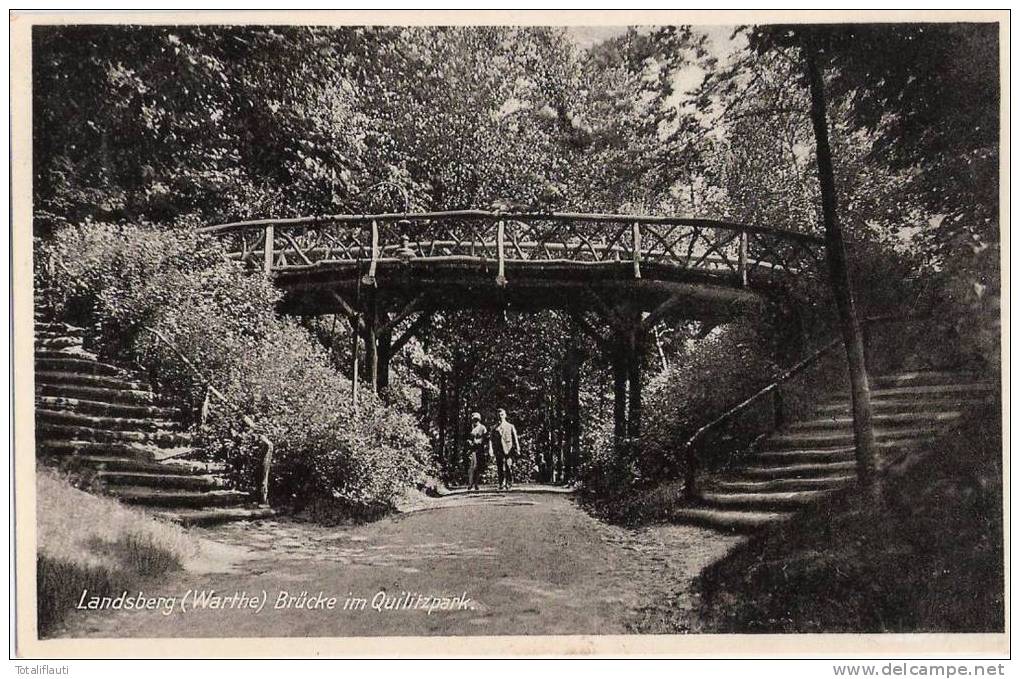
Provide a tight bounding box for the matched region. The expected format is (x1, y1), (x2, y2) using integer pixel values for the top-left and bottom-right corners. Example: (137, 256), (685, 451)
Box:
(200, 210), (824, 319)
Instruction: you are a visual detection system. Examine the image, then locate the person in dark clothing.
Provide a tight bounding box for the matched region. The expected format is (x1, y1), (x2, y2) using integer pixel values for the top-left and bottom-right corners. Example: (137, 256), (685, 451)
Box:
(491, 408), (521, 490)
(467, 411), (489, 491)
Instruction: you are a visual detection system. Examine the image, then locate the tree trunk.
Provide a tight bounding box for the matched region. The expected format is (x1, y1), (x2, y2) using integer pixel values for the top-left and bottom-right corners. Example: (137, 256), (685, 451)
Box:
(437, 372), (448, 473)
(654, 325), (669, 371)
(804, 46), (878, 493)
(451, 360), (463, 482)
(365, 293), (379, 392)
(556, 361), (566, 483)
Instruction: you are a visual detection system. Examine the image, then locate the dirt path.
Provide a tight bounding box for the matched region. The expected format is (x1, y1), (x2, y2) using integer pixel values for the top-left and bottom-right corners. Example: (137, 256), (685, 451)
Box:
(58, 487), (743, 637)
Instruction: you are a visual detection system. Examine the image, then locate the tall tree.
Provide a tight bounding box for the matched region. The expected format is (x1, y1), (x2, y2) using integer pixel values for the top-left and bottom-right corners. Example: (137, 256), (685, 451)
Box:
(802, 41), (877, 491)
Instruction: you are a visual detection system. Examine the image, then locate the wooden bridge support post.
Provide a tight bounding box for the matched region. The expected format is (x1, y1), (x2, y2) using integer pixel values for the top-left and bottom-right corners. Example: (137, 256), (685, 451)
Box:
(377, 319), (393, 392)
(612, 349), (628, 443)
(365, 292), (379, 393)
(263, 223), (274, 277)
(626, 316), (643, 443)
(350, 315), (361, 414)
(564, 339), (582, 483)
(609, 308), (645, 459)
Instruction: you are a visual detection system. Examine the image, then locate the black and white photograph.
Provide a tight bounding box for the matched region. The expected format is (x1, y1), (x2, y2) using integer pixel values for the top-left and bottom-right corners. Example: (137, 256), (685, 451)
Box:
(11, 9), (1007, 659)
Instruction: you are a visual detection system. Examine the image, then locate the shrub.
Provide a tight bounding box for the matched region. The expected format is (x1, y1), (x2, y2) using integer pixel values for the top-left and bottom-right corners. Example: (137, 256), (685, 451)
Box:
(38, 221), (435, 514)
(577, 317), (781, 522)
(642, 319), (781, 475)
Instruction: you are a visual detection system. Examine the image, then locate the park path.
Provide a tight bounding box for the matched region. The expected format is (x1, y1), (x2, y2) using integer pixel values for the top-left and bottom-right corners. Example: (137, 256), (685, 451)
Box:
(58, 487), (743, 637)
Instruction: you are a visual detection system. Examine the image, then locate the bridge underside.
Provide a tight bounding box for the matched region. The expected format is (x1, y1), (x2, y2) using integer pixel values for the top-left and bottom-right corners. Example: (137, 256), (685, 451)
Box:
(276, 259), (765, 321)
(275, 260), (774, 449)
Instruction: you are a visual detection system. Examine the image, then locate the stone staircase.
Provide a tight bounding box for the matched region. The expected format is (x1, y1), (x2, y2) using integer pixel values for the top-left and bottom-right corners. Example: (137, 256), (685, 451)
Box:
(34, 311), (274, 526)
(675, 371), (997, 532)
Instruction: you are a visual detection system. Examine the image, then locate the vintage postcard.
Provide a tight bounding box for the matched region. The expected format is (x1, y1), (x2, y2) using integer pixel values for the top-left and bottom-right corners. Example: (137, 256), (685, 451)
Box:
(10, 9), (1009, 660)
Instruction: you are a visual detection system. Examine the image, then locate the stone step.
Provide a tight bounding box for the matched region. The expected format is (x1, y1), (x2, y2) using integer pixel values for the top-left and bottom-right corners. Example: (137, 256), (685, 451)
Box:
(742, 460), (857, 479)
(34, 322), (84, 335)
(95, 471), (228, 491)
(38, 439), (195, 461)
(709, 475), (855, 493)
(765, 427), (935, 450)
(35, 347), (100, 361)
(753, 446), (856, 465)
(699, 489), (833, 511)
(789, 410), (963, 432)
(36, 382), (156, 405)
(34, 329), (83, 341)
(66, 455), (224, 475)
(34, 355), (127, 377)
(154, 506), (276, 528)
(36, 395), (182, 421)
(36, 422), (192, 447)
(36, 407), (180, 434)
(820, 382), (997, 408)
(814, 396), (990, 415)
(35, 370), (148, 391)
(671, 507), (793, 533)
(872, 371), (993, 388)
(751, 438), (928, 466)
(35, 336), (84, 350)
(106, 486), (251, 509)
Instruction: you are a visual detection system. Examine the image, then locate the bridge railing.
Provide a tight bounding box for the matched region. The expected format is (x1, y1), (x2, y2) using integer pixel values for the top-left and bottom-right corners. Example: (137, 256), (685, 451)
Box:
(199, 211), (826, 286)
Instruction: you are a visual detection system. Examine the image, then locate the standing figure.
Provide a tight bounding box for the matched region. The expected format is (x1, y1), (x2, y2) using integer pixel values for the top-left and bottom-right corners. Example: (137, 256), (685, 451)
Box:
(467, 411), (488, 491)
(492, 408), (521, 490)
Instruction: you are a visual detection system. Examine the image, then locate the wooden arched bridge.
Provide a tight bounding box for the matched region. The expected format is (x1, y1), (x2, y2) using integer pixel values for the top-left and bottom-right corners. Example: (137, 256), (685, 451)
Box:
(199, 211), (825, 443)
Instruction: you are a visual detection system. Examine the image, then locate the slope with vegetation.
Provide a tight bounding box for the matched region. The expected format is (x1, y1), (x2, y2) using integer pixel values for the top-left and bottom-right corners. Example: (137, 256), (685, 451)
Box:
(38, 223), (433, 519)
(688, 393), (1003, 633)
(36, 467), (196, 637)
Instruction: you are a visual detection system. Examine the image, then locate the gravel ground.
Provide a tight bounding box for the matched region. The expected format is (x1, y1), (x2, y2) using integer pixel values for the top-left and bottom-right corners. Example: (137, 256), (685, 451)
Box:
(56, 488), (744, 637)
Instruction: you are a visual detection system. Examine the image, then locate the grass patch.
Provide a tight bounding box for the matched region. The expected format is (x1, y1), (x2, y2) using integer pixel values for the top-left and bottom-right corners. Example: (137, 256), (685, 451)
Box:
(580, 478), (688, 527)
(683, 398), (1004, 633)
(36, 467), (196, 637)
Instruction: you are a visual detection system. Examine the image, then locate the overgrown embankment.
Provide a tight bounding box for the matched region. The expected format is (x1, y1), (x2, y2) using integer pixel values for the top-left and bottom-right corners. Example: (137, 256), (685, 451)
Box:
(39, 223), (435, 517)
(36, 468), (195, 637)
(577, 314), (837, 526)
(682, 398), (1004, 633)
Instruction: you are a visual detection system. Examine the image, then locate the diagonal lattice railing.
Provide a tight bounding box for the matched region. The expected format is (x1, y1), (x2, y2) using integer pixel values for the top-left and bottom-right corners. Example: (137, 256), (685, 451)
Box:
(198, 211), (826, 287)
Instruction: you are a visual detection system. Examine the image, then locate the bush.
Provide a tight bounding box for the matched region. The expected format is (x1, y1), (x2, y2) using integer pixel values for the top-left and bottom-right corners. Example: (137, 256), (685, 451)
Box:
(39, 221), (435, 514)
(577, 317), (781, 522)
(642, 319), (781, 474)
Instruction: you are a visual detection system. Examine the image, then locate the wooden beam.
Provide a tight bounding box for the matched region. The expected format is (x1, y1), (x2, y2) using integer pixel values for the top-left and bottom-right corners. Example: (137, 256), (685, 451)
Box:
(640, 292), (687, 334)
(330, 291), (362, 323)
(365, 292), (379, 391)
(567, 310), (613, 354)
(390, 308), (434, 355)
(585, 289), (629, 333)
(329, 292), (369, 339)
(377, 292), (427, 335)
